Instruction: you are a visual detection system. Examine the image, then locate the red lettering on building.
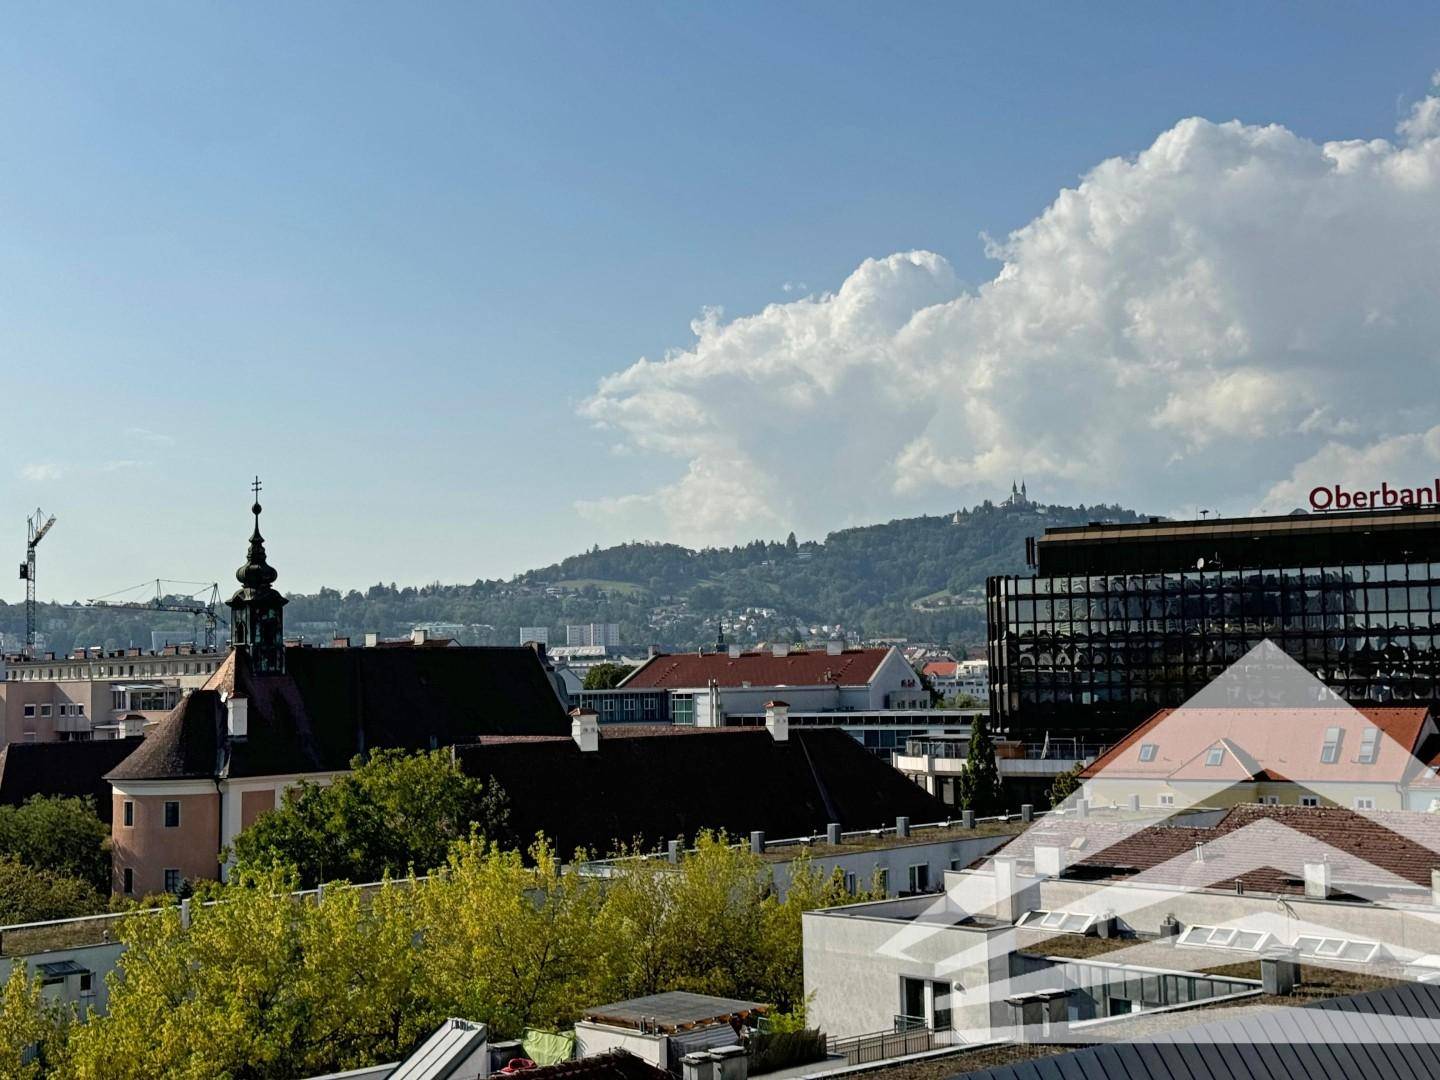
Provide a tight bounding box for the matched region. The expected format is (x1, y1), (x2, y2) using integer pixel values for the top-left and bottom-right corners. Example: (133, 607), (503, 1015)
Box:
(1308, 480), (1440, 512)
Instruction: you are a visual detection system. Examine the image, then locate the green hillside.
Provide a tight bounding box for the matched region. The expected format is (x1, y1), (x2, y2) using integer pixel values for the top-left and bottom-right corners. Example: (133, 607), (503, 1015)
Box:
(2, 500), (1147, 657)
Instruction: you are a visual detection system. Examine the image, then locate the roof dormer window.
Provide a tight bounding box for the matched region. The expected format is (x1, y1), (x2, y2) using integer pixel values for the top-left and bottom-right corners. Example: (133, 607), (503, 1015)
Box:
(1138, 742), (1157, 762)
(1357, 726), (1380, 764)
(1205, 746), (1225, 767)
(1320, 726), (1343, 764)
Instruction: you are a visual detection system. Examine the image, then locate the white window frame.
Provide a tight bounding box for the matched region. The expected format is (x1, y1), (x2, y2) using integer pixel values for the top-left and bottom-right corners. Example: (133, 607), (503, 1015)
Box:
(1205, 746), (1225, 767)
(1138, 743), (1158, 763)
(1300, 795), (1319, 807)
(1353, 796), (1376, 811)
(1158, 793), (1175, 807)
(1320, 726), (1343, 764)
(1358, 727), (1380, 764)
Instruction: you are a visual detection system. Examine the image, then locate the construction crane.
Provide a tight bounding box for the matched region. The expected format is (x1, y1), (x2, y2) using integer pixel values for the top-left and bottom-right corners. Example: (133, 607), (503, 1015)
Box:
(19, 509), (56, 657)
(87, 580), (224, 650)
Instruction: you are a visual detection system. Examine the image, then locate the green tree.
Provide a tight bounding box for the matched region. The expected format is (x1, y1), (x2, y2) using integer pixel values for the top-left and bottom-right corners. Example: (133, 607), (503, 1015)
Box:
(230, 750), (510, 887)
(0, 857), (107, 926)
(0, 965), (71, 1079)
(582, 663), (635, 690)
(417, 837), (613, 1038)
(956, 715), (1005, 817)
(64, 867), (435, 1079)
(0, 797), (110, 892)
(1047, 763), (1084, 808)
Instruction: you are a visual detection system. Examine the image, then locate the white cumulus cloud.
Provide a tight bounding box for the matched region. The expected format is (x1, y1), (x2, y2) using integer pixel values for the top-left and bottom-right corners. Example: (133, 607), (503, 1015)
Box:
(581, 78), (1440, 542)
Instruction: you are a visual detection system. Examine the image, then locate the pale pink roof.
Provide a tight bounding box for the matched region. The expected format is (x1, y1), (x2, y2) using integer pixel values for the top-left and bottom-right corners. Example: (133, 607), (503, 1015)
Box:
(1081, 706), (1434, 785)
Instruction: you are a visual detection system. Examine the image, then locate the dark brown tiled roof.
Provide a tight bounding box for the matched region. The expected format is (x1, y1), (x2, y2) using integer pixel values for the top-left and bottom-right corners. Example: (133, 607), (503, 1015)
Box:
(999, 804), (1440, 897)
(0, 737), (143, 823)
(108, 645), (570, 782)
(455, 727), (949, 857)
(621, 648), (891, 690)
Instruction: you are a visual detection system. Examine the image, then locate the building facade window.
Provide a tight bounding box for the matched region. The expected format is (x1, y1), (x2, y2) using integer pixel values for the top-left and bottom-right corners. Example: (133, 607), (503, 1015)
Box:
(164, 869), (182, 893)
(987, 543), (1440, 739)
(163, 801), (180, 828)
(908, 864), (930, 893)
(1353, 797), (1376, 810)
(1158, 793), (1175, 807)
(122, 868), (134, 895)
(122, 801), (134, 827)
(1300, 795), (1320, 806)
(22, 704), (35, 718)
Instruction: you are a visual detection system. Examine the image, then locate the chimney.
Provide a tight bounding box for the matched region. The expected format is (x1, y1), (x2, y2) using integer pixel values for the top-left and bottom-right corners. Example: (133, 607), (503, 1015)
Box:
(764, 701), (789, 742)
(226, 695), (248, 741)
(570, 708), (599, 753)
(772, 643), (790, 658)
(364, 632), (379, 648)
(728, 644), (742, 659)
(993, 856), (1020, 922)
(826, 640), (843, 656)
(895, 816), (910, 839)
(1303, 860), (1331, 899)
(1033, 845), (1063, 878)
(412, 628), (428, 645)
(826, 822), (842, 845)
(331, 636), (350, 649)
(1261, 949), (1300, 995)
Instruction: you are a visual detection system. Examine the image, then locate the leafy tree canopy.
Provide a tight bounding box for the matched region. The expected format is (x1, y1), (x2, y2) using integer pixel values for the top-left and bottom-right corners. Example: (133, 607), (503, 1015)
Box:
(581, 663), (635, 690)
(31, 832), (866, 1078)
(0, 797), (110, 893)
(230, 749), (510, 887)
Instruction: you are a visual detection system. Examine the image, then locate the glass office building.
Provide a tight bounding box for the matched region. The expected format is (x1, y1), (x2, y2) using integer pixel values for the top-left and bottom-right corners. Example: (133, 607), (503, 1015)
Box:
(986, 507), (1440, 739)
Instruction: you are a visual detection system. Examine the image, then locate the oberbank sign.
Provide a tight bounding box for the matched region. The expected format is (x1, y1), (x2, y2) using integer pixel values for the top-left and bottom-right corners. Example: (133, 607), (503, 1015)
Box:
(1309, 479), (1440, 511)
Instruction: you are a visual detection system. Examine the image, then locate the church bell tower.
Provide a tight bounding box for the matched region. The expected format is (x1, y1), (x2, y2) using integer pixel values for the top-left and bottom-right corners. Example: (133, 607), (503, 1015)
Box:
(228, 477), (288, 675)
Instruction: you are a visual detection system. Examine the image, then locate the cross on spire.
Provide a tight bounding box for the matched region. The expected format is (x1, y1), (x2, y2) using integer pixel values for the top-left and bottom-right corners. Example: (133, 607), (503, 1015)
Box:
(251, 475), (263, 500)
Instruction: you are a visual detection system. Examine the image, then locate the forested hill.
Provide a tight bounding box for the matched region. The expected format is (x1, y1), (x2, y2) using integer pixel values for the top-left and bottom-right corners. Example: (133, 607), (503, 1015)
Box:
(5, 501), (1148, 657)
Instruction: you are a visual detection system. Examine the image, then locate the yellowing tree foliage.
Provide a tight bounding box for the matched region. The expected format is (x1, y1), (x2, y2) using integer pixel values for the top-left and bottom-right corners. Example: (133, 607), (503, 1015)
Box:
(16, 831), (872, 1078)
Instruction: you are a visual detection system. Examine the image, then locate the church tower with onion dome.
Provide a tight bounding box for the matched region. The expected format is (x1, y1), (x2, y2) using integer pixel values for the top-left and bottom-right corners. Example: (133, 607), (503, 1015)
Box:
(227, 477), (288, 675)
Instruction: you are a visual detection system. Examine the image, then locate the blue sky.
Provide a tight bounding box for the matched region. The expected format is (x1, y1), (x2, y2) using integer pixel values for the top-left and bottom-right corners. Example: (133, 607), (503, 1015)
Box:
(4, 4), (1440, 599)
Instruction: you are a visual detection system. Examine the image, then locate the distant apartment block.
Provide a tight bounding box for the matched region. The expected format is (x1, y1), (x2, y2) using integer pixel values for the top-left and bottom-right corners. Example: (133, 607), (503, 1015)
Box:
(580, 643), (980, 758)
(922, 659), (990, 701)
(567, 622), (621, 648)
(519, 626), (550, 645)
(0, 645), (226, 743)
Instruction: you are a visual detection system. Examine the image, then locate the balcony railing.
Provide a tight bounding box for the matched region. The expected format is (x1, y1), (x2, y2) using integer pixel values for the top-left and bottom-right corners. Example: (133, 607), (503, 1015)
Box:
(903, 739), (1106, 761)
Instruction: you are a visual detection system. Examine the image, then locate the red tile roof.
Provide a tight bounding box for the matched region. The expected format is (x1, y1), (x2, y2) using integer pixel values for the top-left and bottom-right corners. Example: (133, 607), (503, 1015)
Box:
(1080, 705), (1434, 785)
(620, 648), (892, 690)
(922, 661), (959, 678)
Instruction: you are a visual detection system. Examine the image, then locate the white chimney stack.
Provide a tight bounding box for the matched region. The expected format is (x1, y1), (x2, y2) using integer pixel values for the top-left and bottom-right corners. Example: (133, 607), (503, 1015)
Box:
(1033, 845), (1063, 878)
(226, 695), (248, 741)
(728, 644), (742, 659)
(412, 628), (428, 645)
(772, 643), (790, 658)
(570, 708), (599, 753)
(993, 856), (1020, 923)
(1304, 861), (1331, 899)
(765, 701), (790, 742)
(364, 632), (379, 648)
(826, 640), (843, 656)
